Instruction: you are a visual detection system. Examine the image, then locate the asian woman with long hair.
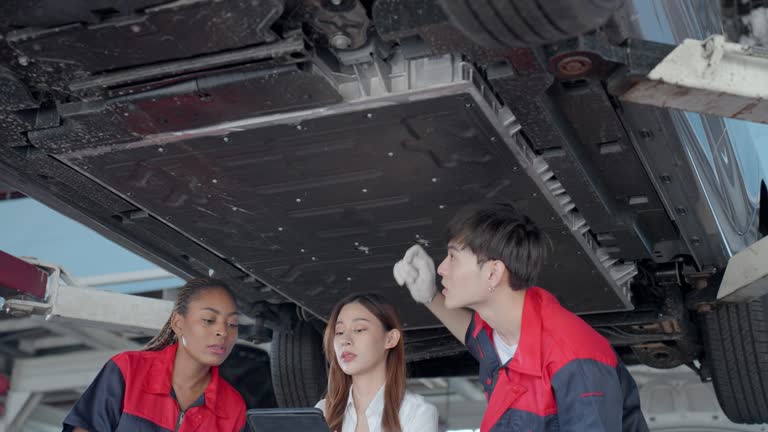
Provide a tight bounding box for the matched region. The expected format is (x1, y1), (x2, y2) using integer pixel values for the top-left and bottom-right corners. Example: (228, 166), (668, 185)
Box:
(316, 293), (438, 432)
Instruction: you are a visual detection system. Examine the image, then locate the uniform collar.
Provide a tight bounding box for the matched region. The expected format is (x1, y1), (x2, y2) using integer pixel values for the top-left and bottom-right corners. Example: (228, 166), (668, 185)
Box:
(506, 287), (544, 377)
(143, 343), (229, 417)
(476, 287), (549, 377)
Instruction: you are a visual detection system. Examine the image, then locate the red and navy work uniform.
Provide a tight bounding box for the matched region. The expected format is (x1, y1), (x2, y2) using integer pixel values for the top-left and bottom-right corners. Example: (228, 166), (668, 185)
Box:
(62, 343), (246, 432)
(466, 287), (648, 431)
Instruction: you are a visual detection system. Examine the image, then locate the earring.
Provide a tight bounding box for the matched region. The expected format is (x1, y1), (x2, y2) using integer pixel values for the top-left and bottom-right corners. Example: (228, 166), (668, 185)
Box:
(181, 335), (188, 347)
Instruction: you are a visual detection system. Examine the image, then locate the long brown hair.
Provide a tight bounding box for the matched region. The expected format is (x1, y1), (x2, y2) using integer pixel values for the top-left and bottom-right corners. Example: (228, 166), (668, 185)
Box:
(144, 278), (235, 351)
(322, 293), (406, 432)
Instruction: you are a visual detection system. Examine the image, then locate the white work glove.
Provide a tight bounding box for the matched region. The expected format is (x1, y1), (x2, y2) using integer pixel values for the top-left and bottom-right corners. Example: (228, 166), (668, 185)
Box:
(393, 244), (437, 304)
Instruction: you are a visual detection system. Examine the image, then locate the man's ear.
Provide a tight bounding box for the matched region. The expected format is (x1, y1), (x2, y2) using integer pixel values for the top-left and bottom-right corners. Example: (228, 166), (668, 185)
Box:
(385, 329), (401, 349)
(487, 260), (507, 290)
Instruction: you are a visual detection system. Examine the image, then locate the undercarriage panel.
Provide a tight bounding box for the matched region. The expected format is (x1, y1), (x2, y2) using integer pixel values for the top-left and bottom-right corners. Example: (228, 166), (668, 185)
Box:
(47, 55), (636, 327)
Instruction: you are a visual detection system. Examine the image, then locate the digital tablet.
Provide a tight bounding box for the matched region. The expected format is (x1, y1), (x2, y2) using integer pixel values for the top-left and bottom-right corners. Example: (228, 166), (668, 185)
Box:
(246, 408), (330, 432)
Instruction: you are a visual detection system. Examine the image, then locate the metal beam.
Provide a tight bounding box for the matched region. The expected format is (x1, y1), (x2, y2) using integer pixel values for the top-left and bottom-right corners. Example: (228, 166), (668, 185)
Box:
(0, 317), (46, 334)
(8, 350), (116, 394)
(446, 377), (486, 401)
(18, 335), (81, 353)
(0, 343), (29, 359)
(40, 322), (142, 351)
(423, 398), (486, 430)
(622, 35), (768, 124)
(4, 281), (172, 336)
(77, 268), (175, 287)
(45, 283), (172, 335)
(717, 234), (768, 302)
(0, 391), (42, 432)
(19, 404), (67, 432)
(1, 254), (173, 335)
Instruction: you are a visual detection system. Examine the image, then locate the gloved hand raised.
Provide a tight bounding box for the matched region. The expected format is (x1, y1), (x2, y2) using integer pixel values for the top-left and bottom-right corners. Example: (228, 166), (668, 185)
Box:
(393, 244), (437, 304)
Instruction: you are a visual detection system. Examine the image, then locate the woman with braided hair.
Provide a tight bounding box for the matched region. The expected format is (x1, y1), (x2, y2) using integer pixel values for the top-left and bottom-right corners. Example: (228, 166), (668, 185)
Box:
(62, 278), (247, 432)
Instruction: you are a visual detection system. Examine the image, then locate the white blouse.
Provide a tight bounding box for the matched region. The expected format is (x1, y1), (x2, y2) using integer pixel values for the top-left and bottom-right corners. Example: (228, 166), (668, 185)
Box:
(315, 385), (438, 432)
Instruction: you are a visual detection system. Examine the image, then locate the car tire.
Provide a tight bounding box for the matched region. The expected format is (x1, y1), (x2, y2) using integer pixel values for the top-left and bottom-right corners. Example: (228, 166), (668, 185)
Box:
(437, 0), (623, 48)
(269, 320), (328, 407)
(703, 294), (768, 424)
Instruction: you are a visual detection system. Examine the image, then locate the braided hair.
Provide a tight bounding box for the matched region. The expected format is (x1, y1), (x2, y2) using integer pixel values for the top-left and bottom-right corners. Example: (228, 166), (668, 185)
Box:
(144, 278), (236, 351)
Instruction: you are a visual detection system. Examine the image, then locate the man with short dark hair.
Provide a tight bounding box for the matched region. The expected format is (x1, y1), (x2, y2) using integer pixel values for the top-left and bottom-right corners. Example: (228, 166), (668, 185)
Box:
(393, 203), (648, 431)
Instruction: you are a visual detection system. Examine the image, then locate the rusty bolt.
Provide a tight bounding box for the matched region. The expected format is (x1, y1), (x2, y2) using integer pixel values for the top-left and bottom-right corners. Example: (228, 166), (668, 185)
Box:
(557, 56), (592, 78)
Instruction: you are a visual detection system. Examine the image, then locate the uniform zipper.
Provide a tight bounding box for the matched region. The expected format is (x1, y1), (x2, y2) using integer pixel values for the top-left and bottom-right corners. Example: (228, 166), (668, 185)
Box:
(176, 409), (186, 432)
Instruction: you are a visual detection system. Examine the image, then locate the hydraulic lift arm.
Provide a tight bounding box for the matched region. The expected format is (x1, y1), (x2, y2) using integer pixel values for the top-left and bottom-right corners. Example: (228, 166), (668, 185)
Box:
(621, 35), (768, 125)
(549, 33), (768, 125)
(0, 249), (171, 335)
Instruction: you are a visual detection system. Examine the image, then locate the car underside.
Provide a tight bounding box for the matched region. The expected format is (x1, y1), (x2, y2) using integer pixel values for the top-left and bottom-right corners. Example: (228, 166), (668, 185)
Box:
(1, 0), (767, 424)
